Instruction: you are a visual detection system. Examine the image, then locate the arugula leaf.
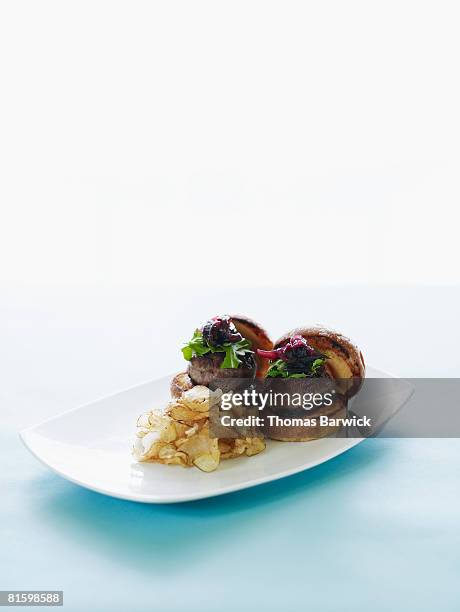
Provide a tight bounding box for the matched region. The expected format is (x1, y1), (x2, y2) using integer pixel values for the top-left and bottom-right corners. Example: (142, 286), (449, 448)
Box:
(311, 358), (325, 375)
(266, 359), (289, 378)
(181, 330), (211, 361)
(222, 345), (240, 368)
(182, 345), (194, 361)
(266, 357), (326, 378)
(181, 331), (253, 369)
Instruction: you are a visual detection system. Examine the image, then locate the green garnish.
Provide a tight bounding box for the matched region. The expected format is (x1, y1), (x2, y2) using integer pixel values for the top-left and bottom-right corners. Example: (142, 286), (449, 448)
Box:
(266, 357), (326, 378)
(310, 358), (326, 375)
(266, 359), (295, 378)
(182, 330), (253, 369)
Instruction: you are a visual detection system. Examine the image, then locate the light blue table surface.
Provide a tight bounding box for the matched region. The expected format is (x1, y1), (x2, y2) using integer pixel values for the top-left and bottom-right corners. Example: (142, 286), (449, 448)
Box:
(2, 286), (460, 611)
(2, 430), (459, 612)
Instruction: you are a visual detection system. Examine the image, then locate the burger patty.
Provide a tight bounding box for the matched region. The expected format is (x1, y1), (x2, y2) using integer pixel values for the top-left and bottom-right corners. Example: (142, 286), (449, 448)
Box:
(187, 352), (256, 387)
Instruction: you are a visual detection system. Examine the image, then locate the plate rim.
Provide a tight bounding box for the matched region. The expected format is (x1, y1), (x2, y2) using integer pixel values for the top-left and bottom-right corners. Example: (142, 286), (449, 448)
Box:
(19, 430), (364, 504)
(19, 365), (400, 504)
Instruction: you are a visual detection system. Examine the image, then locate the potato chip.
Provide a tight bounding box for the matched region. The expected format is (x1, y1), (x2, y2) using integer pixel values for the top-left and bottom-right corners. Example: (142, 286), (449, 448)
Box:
(133, 385), (265, 470)
(244, 437), (266, 456)
(193, 453), (220, 472)
(185, 423), (199, 437)
(178, 385), (222, 412)
(177, 428), (218, 461)
(136, 412), (152, 428)
(167, 404), (209, 423)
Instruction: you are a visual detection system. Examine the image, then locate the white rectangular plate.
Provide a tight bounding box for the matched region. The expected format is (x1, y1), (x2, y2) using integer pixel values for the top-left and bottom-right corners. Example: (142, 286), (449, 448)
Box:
(20, 366), (400, 503)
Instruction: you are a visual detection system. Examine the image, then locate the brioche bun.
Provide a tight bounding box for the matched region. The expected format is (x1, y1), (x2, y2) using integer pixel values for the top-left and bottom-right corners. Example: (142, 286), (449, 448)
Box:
(275, 325), (365, 397)
(229, 314), (273, 378)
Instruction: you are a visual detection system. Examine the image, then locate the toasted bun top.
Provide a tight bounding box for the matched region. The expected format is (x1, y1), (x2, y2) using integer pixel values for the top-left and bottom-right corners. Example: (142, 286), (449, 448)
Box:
(275, 325), (365, 395)
(230, 314), (273, 378)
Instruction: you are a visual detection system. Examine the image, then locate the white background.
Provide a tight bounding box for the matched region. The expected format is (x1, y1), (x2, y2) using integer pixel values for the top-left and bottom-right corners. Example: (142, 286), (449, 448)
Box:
(1, 0), (459, 288)
(1, 1), (460, 426)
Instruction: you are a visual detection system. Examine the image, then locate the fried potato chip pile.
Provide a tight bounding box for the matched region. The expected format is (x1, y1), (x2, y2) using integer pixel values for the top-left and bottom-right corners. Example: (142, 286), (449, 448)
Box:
(133, 385), (265, 472)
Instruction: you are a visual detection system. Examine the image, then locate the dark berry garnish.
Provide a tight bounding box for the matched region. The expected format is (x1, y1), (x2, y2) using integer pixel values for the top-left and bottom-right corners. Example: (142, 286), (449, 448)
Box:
(257, 335), (327, 377)
(202, 315), (242, 347)
(257, 335), (317, 361)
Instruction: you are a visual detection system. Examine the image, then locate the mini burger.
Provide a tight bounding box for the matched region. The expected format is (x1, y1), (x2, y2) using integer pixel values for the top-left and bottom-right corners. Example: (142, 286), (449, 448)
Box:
(256, 326), (365, 441)
(171, 315), (272, 398)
